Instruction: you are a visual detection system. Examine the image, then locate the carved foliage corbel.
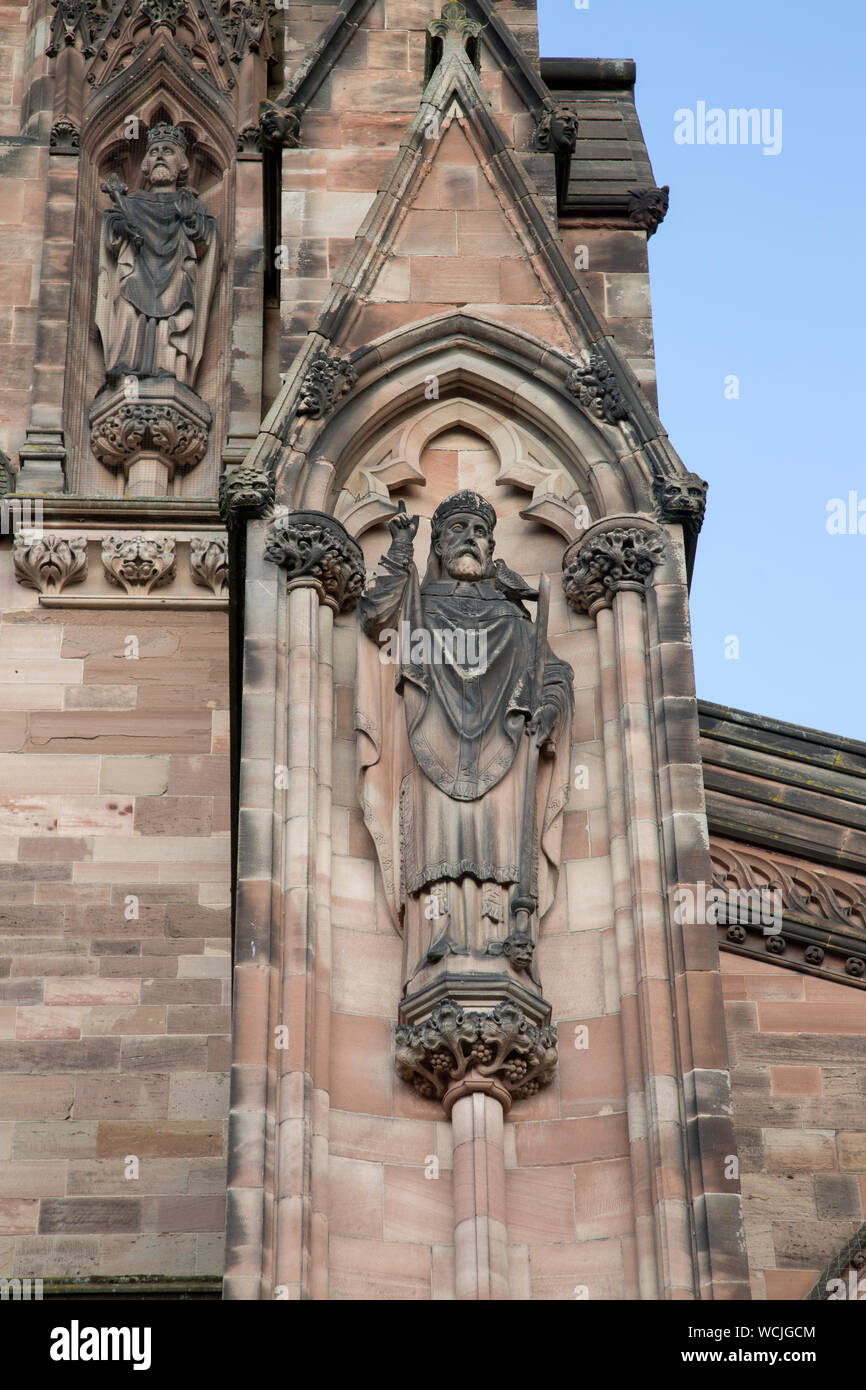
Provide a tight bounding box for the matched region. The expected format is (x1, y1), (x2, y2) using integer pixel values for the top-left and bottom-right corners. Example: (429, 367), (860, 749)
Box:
(102, 535), (176, 594)
(13, 533), (88, 594)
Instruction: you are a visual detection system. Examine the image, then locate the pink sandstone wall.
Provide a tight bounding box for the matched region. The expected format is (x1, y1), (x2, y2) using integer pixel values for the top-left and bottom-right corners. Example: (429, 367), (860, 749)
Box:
(0, 599), (231, 1282)
(722, 952), (866, 1300)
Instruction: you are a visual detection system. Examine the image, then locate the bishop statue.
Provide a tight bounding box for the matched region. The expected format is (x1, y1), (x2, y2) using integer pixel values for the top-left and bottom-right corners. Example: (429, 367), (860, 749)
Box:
(356, 491), (574, 1000)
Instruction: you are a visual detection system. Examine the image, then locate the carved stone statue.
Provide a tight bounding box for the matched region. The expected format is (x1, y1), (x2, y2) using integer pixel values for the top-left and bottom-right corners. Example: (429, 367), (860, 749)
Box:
(356, 491), (573, 1005)
(95, 123), (218, 388)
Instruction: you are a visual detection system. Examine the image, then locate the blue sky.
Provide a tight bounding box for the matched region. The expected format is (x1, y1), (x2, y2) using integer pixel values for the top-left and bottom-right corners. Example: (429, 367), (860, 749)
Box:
(538, 0), (866, 740)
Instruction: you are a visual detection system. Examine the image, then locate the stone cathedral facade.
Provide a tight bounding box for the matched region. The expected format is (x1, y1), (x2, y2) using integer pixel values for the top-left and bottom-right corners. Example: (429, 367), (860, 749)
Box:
(0, 0), (863, 1303)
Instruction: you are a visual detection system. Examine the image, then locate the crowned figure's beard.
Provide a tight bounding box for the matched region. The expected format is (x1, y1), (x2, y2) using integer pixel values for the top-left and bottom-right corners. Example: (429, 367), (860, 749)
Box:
(447, 551), (485, 579)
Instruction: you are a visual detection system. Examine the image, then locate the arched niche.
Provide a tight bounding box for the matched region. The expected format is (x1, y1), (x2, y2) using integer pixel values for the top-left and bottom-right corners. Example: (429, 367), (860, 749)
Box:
(65, 59), (235, 498)
(278, 312), (660, 527)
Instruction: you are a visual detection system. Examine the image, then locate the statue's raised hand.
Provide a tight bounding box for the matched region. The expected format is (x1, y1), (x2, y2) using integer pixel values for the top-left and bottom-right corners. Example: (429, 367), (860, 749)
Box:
(387, 500), (419, 543)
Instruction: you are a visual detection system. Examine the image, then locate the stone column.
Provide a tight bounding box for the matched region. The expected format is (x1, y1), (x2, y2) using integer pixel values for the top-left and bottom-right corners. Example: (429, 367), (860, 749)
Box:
(563, 517), (750, 1300)
(397, 998), (558, 1301)
(224, 509), (363, 1300)
(449, 1090), (509, 1300)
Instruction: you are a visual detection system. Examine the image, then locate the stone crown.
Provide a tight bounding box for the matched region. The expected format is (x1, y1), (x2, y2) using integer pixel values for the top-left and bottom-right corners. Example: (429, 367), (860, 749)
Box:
(431, 490), (496, 537)
(146, 123), (187, 150)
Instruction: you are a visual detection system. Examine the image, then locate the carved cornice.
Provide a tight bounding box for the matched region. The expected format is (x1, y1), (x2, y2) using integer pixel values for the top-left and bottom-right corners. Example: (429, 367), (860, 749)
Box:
(102, 534), (176, 594)
(565, 350), (629, 426)
(296, 354), (358, 421)
(395, 999), (558, 1108)
(562, 525), (665, 615)
(628, 185), (670, 237)
(263, 510), (365, 613)
(218, 465), (275, 529)
(653, 471), (708, 536)
(13, 534), (88, 594)
(713, 840), (866, 988)
(189, 535), (228, 595)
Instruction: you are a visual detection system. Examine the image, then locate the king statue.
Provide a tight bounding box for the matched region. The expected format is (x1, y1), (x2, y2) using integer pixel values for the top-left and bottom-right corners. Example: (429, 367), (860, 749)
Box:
(356, 491), (574, 1002)
(95, 123), (218, 389)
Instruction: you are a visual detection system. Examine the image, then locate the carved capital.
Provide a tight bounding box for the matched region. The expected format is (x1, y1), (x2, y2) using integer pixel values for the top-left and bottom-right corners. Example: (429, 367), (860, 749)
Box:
(89, 389), (211, 476)
(49, 118), (80, 152)
(395, 999), (558, 1108)
(565, 350), (629, 426)
(190, 536), (228, 595)
(14, 533), (88, 594)
(263, 510), (365, 613)
(218, 465), (275, 528)
(628, 185), (670, 237)
(102, 535), (176, 594)
(653, 471), (708, 535)
(536, 106), (578, 155)
(296, 354), (357, 421)
(563, 525), (665, 614)
(46, 0), (100, 57)
(258, 100), (302, 151)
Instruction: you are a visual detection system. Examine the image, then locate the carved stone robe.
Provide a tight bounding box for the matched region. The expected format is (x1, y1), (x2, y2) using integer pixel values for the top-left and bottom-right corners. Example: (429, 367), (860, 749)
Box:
(95, 187), (217, 385)
(356, 547), (573, 976)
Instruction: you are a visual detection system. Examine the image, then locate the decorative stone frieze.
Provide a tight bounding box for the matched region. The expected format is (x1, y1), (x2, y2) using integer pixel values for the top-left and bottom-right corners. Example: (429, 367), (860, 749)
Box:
(653, 470), (708, 534)
(102, 535), (176, 595)
(218, 465), (275, 528)
(562, 525), (665, 615)
(713, 840), (866, 988)
(263, 511), (364, 613)
(395, 999), (558, 1106)
(13, 533), (88, 594)
(296, 354), (358, 421)
(190, 536), (229, 595)
(628, 185), (670, 236)
(565, 350), (629, 425)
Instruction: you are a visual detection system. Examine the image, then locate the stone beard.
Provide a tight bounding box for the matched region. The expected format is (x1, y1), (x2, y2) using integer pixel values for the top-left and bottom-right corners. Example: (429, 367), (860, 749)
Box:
(95, 131), (218, 387)
(356, 494), (573, 997)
